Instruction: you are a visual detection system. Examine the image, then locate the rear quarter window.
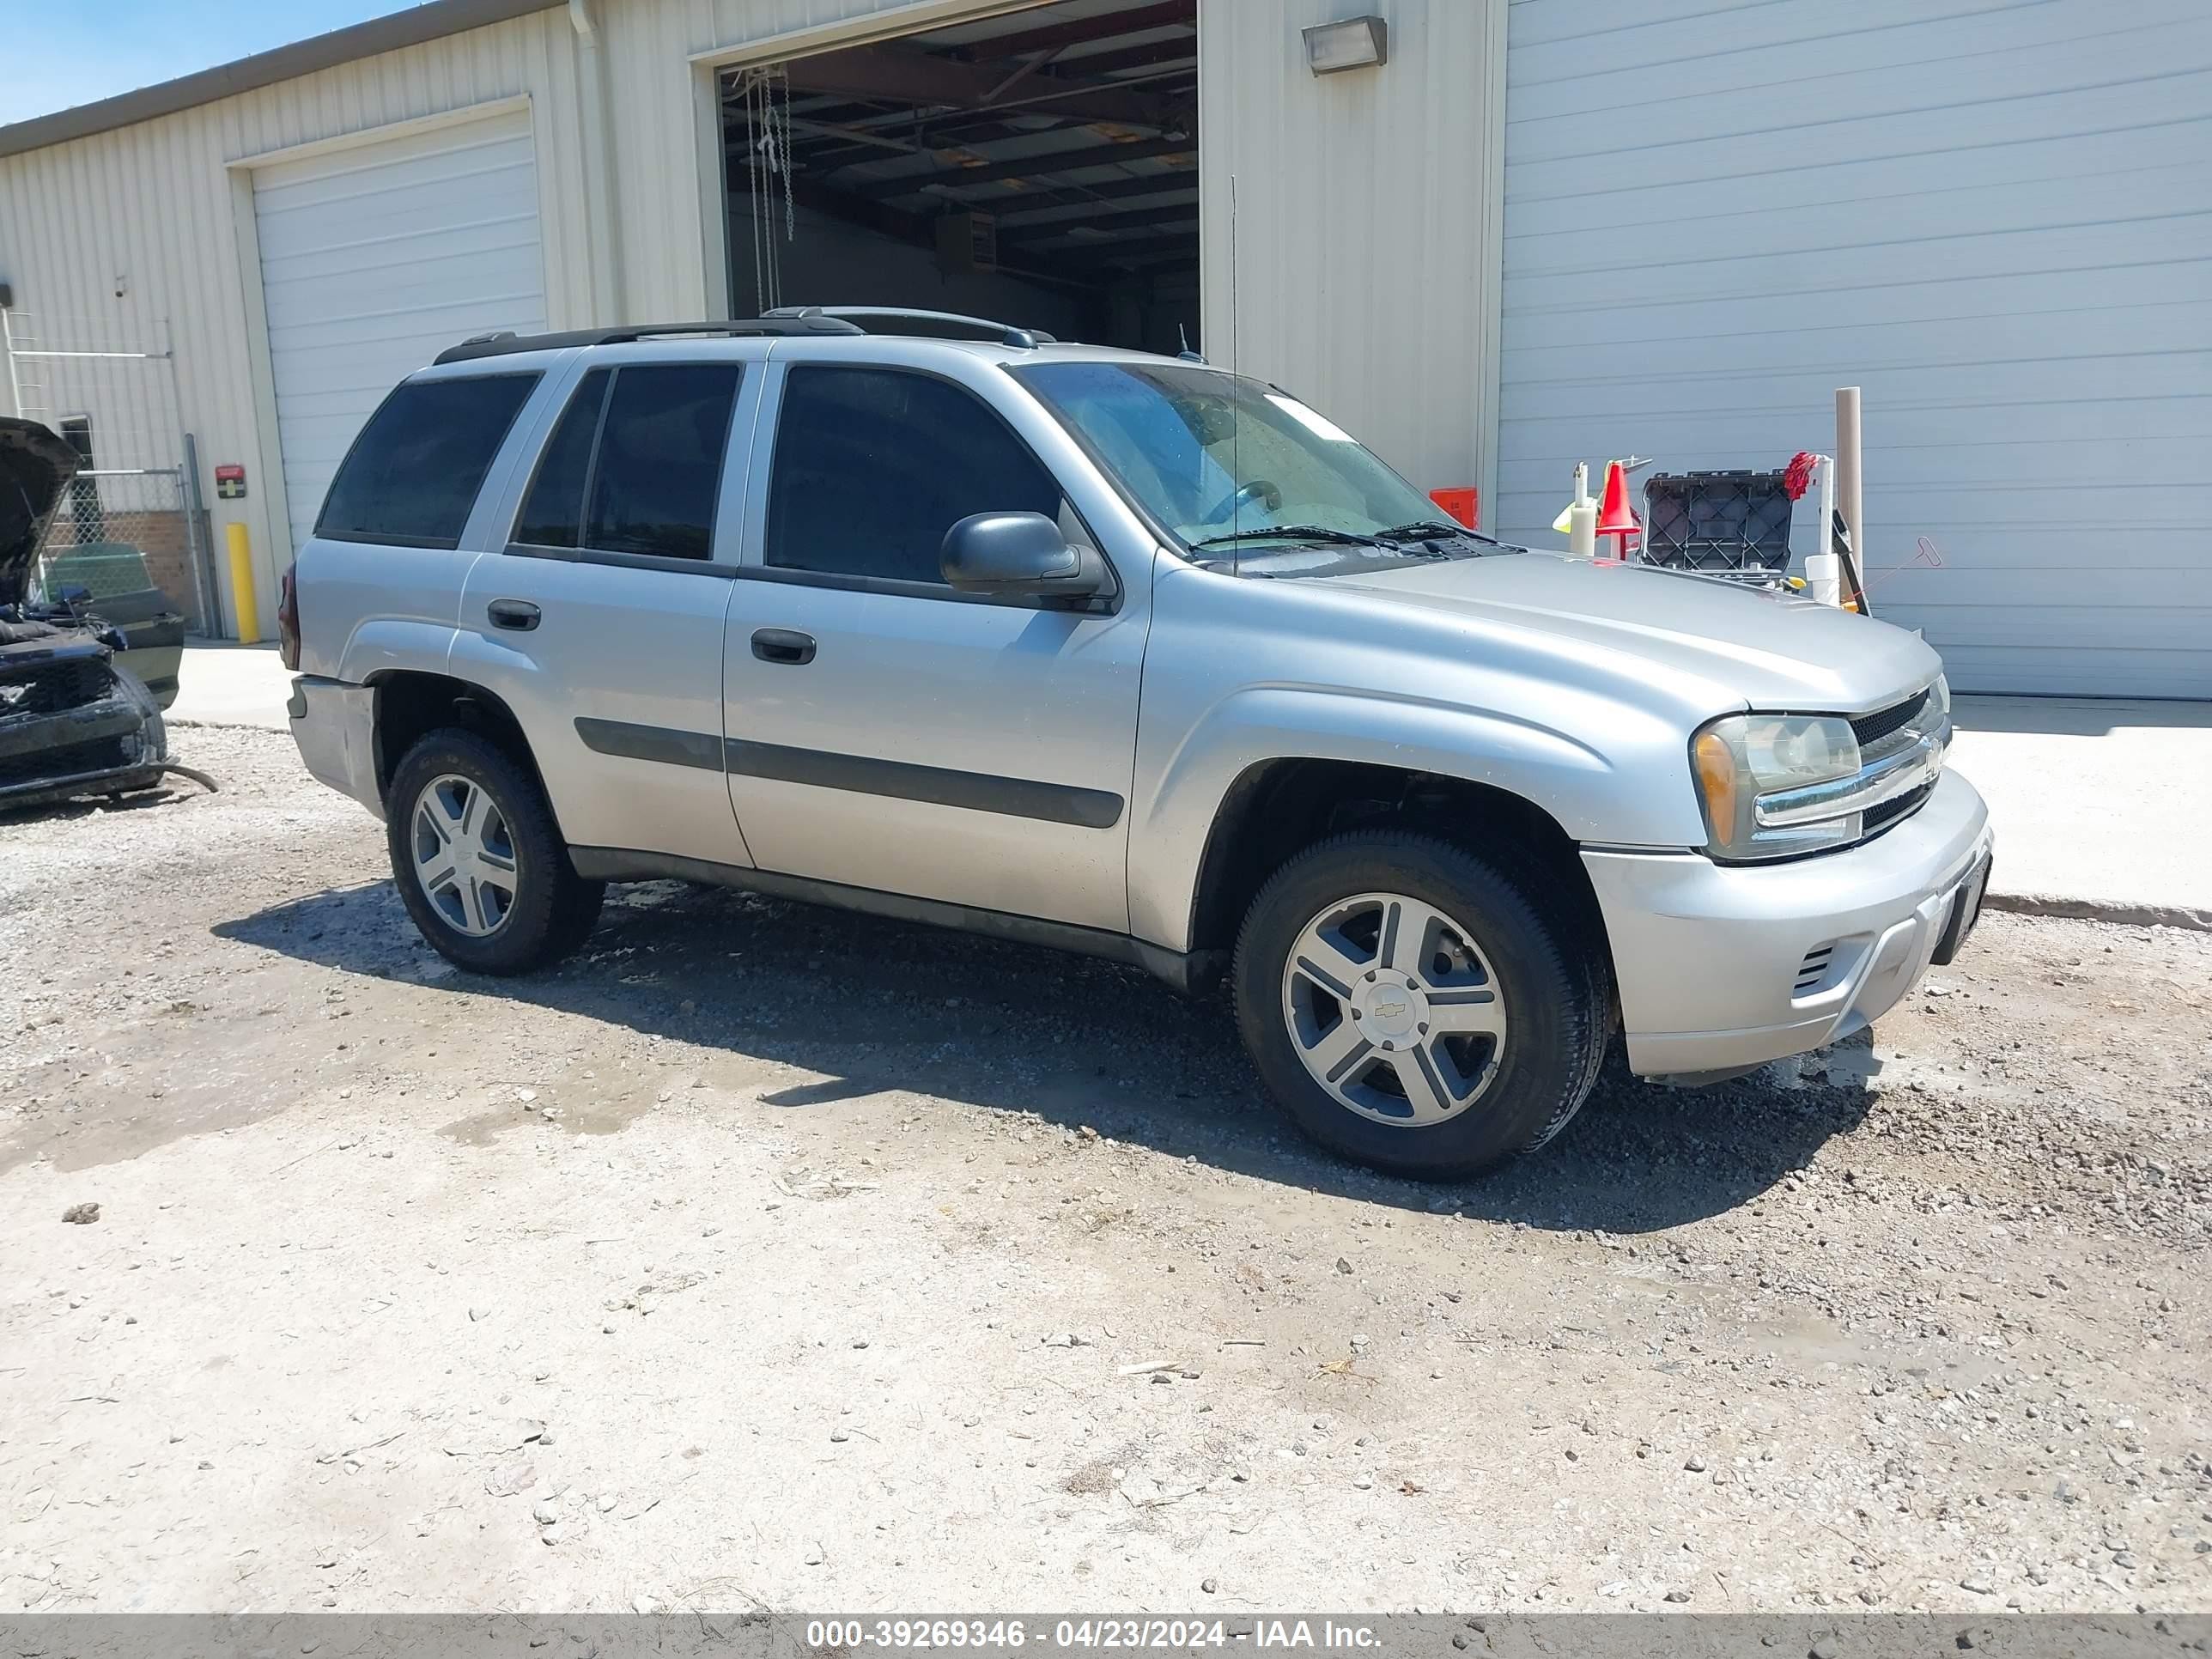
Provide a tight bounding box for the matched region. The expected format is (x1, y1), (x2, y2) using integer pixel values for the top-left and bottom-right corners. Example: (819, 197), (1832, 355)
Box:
(315, 374), (539, 548)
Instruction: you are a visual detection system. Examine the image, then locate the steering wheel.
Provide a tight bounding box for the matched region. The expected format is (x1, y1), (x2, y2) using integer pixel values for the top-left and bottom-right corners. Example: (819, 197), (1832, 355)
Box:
(1202, 479), (1282, 526)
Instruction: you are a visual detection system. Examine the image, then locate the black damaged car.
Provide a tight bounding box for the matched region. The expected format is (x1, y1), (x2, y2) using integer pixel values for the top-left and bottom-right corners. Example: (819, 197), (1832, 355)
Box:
(1, 416), (180, 812)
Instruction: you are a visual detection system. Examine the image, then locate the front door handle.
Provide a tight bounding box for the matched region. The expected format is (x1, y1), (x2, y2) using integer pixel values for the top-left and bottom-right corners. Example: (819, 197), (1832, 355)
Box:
(487, 599), (541, 632)
(751, 628), (816, 665)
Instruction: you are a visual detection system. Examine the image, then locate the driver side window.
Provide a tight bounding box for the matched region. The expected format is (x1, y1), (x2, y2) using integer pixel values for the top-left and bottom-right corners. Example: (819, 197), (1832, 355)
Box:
(764, 367), (1066, 587)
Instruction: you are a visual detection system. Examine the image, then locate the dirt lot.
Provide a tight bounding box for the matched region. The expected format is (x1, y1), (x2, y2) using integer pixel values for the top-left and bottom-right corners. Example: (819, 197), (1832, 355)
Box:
(2, 726), (2208, 1616)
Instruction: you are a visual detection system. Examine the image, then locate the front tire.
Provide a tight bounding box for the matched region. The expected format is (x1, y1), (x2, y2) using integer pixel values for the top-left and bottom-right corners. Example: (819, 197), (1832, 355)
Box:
(386, 728), (603, 975)
(1233, 831), (1607, 1179)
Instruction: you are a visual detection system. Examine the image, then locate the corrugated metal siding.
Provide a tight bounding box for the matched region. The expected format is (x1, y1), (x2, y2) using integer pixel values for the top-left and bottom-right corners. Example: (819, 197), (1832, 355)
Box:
(1199, 0), (1506, 500)
(1495, 0), (2212, 697)
(0, 9), (596, 622)
(0, 0), (1053, 626)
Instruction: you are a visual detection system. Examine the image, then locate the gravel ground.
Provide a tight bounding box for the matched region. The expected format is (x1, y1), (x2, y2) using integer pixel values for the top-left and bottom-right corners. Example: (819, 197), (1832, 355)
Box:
(2, 726), (2208, 1616)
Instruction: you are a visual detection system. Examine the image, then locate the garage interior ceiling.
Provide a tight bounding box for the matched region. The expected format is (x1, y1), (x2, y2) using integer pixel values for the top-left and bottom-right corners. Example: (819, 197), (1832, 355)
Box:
(721, 0), (1198, 310)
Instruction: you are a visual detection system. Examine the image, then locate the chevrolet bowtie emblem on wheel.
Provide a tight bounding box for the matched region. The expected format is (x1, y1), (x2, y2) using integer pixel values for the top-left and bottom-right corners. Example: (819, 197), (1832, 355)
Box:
(1375, 998), (1407, 1018)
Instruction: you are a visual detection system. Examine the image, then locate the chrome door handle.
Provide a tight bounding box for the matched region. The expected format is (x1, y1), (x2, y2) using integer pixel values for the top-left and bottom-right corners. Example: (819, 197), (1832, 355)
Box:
(487, 599), (541, 631)
(750, 628), (816, 665)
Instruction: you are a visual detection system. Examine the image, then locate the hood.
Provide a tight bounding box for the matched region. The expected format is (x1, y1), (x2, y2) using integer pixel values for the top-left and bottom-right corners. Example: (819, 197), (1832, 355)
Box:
(1, 417), (81, 609)
(1332, 550), (1942, 714)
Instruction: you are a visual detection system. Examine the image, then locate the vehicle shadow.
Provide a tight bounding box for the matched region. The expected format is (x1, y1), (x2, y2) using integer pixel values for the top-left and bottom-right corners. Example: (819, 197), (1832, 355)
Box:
(213, 877), (1881, 1233)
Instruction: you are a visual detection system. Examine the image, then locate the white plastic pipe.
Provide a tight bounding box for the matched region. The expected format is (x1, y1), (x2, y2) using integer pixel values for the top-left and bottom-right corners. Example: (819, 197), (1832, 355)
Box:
(1567, 461), (1596, 558)
(1806, 453), (1842, 605)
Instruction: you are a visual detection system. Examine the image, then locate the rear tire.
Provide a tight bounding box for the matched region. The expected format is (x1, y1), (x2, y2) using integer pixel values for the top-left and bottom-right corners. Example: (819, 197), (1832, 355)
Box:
(1233, 830), (1606, 1179)
(385, 727), (602, 975)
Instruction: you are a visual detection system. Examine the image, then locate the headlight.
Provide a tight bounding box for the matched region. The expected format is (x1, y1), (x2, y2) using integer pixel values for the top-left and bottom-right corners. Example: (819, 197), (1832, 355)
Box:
(1692, 713), (1863, 861)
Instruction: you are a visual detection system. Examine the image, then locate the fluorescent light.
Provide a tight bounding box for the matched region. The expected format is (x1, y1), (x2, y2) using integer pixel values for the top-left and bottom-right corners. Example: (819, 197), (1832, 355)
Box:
(1303, 15), (1389, 75)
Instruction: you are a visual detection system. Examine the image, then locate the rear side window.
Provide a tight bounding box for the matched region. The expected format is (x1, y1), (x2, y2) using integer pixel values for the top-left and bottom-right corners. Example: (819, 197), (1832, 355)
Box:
(765, 367), (1062, 585)
(513, 363), (740, 561)
(514, 370), (609, 548)
(316, 374), (538, 548)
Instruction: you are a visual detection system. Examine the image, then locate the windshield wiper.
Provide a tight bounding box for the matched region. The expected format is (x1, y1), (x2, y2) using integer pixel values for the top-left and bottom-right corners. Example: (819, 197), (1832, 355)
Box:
(1189, 524), (1383, 550)
(1375, 520), (1475, 542)
(1374, 520), (1530, 554)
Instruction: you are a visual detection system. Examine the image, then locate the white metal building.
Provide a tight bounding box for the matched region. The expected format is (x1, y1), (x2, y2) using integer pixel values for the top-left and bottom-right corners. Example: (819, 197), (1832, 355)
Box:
(0, 0), (2204, 696)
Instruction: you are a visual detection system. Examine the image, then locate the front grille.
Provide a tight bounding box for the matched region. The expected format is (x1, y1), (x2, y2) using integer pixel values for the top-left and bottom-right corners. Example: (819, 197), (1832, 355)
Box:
(0, 733), (133, 790)
(1851, 688), (1929, 748)
(1864, 781), (1934, 836)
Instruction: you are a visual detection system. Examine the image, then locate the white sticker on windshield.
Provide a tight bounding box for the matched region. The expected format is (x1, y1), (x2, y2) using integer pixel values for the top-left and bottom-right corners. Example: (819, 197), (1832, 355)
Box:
(1266, 393), (1356, 444)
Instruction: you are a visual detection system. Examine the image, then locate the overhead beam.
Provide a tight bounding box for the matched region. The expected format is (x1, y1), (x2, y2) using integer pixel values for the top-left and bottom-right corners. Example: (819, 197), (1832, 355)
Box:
(1049, 34), (1198, 78)
(1012, 221), (1194, 250)
(799, 104), (1194, 171)
(952, 0), (1193, 61)
(1000, 198), (1199, 235)
(775, 44), (1178, 131)
(851, 134), (1195, 198)
(986, 167), (1200, 210)
(1103, 245), (1203, 269)
(1053, 39), (1194, 78)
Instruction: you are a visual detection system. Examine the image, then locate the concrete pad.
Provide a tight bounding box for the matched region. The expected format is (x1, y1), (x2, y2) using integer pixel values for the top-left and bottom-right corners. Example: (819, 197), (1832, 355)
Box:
(167, 641), (290, 732)
(1950, 696), (2212, 930)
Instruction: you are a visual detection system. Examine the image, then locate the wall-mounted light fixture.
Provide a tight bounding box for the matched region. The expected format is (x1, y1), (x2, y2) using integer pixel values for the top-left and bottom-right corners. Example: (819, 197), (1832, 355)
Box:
(1303, 15), (1389, 75)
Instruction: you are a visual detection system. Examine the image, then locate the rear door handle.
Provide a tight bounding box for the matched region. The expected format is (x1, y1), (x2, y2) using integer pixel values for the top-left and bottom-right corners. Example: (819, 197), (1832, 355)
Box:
(751, 628), (816, 665)
(487, 599), (541, 632)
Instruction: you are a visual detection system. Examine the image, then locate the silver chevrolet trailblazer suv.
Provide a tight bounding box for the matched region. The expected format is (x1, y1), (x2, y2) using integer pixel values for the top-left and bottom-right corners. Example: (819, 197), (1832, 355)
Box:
(284, 307), (1993, 1178)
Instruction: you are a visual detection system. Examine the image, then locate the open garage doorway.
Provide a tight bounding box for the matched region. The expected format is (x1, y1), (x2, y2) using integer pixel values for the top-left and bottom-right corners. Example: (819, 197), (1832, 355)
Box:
(720, 0), (1197, 352)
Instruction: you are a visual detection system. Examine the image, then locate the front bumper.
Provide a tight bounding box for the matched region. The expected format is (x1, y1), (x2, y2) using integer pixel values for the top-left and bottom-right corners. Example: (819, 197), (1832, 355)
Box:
(288, 674), (384, 818)
(1583, 769), (1993, 1078)
(0, 679), (170, 811)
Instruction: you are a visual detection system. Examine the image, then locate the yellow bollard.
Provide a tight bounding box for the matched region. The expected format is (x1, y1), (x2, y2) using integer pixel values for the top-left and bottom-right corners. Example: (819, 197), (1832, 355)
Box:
(226, 521), (260, 644)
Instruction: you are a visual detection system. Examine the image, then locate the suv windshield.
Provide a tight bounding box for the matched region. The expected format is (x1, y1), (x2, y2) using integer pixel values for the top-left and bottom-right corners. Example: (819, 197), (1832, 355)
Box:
(1011, 362), (1468, 564)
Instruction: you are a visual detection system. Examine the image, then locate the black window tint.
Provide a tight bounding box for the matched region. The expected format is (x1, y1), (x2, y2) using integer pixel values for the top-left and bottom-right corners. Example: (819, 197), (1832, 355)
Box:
(514, 369), (611, 548)
(766, 368), (1062, 584)
(580, 364), (740, 561)
(317, 374), (538, 547)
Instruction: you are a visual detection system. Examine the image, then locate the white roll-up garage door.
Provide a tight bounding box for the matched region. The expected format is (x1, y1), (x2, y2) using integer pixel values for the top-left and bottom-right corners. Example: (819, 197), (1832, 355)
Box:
(252, 108), (548, 555)
(1494, 0), (2212, 698)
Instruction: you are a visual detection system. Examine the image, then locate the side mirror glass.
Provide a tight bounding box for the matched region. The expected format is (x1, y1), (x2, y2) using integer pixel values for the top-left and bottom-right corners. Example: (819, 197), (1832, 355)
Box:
(939, 511), (1105, 600)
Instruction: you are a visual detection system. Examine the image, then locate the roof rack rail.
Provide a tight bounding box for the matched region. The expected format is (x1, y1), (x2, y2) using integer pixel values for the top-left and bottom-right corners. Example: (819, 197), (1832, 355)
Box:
(763, 306), (1057, 349)
(433, 315), (865, 365)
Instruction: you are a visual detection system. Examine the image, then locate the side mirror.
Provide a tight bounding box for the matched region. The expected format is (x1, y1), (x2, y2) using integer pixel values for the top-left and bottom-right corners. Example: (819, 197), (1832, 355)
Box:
(940, 511), (1107, 601)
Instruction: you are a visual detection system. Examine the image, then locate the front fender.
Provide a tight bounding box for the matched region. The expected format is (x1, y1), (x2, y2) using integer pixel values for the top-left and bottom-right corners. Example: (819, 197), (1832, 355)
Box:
(1127, 684), (1708, 951)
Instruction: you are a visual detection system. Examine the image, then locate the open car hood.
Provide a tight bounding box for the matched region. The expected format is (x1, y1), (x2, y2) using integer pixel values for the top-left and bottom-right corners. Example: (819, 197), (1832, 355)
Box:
(1, 417), (80, 609)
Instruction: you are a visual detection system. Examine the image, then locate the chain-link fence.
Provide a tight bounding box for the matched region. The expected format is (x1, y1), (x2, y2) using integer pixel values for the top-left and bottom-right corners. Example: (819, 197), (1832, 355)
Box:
(1, 309), (218, 634)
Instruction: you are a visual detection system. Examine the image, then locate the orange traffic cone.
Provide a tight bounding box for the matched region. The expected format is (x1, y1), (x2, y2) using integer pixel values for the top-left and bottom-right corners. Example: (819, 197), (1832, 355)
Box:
(1595, 459), (1639, 552)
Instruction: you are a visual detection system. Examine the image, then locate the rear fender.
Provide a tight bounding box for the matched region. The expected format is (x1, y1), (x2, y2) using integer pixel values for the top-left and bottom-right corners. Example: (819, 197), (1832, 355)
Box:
(337, 617), (466, 688)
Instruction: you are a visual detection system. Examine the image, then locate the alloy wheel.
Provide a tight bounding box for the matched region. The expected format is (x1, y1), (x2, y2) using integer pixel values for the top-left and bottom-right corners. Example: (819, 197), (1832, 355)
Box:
(410, 773), (520, 938)
(1279, 890), (1508, 1127)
